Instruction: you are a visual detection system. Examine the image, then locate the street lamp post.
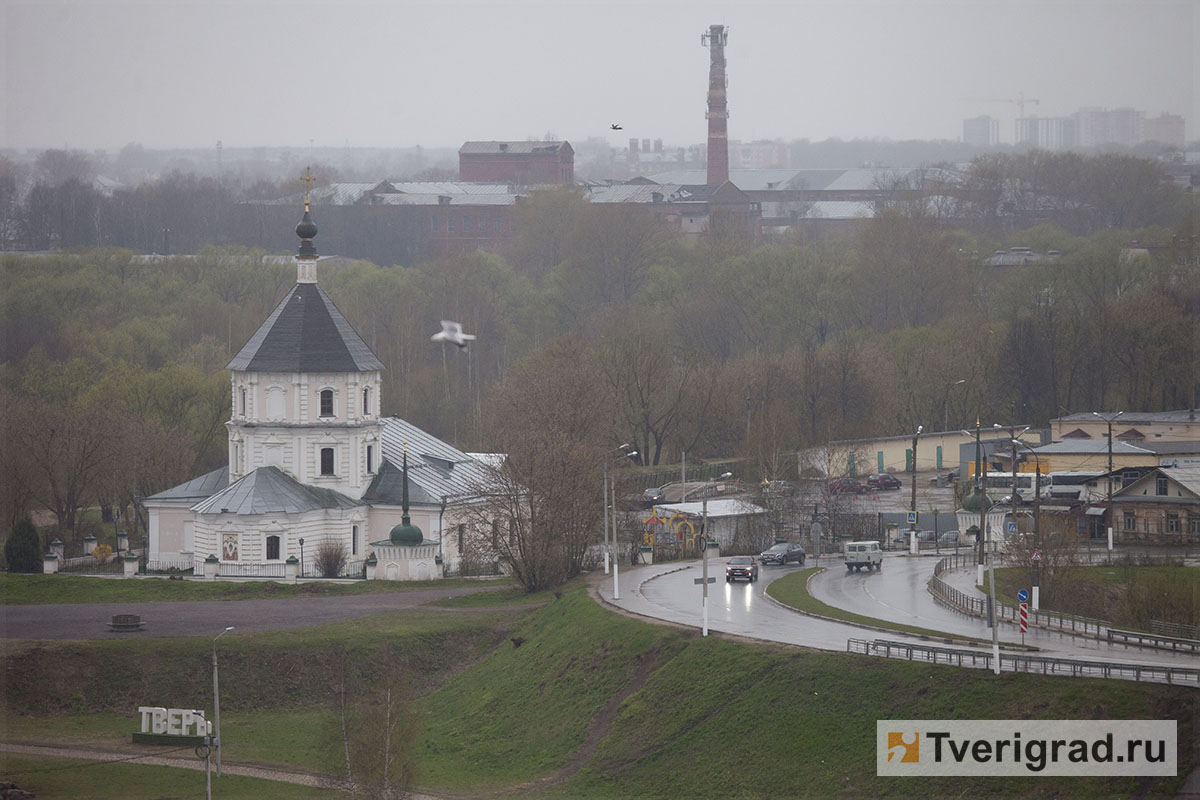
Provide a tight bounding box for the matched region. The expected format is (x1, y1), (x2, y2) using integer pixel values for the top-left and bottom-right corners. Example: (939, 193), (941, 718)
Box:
(298, 537), (305, 571)
(602, 444), (634, 575)
(909, 425), (922, 554)
(1092, 411), (1123, 554)
(212, 626), (234, 776)
(700, 472), (733, 637)
(943, 379), (966, 434)
(1013, 438), (1043, 611)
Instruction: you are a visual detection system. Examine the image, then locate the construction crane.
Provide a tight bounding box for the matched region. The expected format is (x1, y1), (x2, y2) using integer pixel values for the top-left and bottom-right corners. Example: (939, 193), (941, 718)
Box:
(962, 93), (1041, 119)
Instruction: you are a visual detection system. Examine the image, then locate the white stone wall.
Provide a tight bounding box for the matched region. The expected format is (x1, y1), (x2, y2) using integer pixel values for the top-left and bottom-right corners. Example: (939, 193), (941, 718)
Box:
(227, 370), (382, 496)
(147, 505), (194, 560)
(372, 542), (440, 581)
(192, 509), (368, 569)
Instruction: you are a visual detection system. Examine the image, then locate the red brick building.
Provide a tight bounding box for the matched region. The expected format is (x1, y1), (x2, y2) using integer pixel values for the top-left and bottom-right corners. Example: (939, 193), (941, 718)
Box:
(459, 141), (574, 185)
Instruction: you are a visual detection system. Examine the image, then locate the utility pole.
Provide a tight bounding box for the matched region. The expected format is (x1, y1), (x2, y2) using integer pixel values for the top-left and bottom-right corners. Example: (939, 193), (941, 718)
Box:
(1093, 411), (1123, 555)
(909, 425), (922, 553)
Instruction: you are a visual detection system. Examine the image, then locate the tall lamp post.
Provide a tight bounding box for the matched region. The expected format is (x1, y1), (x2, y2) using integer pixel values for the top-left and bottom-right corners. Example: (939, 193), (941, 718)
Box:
(212, 626), (234, 776)
(610, 450), (636, 601)
(943, 379), (966, 433)
(909, 425), (922, 553)
(602, 444), (634, 575)
(1013, 439), (1042, 610)
(1092, 411), (1123, 553)
(700, 471), (733, 637)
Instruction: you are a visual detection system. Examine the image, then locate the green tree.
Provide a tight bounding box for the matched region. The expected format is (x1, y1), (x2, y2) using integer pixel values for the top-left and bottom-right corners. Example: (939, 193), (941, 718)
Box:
(5, 516), (42, 573)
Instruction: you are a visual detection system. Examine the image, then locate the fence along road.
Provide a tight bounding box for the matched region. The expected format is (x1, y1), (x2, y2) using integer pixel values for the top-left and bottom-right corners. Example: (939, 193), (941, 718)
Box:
(599, 557), (1200, 684)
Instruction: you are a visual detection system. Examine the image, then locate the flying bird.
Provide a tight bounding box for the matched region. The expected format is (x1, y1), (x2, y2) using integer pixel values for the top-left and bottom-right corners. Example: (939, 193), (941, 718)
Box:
(431, 320), (476, 350)
(610, 123), (622, 130)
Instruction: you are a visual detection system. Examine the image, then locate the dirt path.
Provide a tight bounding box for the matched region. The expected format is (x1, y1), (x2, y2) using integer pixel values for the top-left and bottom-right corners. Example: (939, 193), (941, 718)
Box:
(1, 742), (444, 799)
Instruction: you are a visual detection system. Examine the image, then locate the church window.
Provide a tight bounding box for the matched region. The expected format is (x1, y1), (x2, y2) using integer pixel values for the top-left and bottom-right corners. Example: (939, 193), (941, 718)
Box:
(320, 389), (334, 418)
(352, 525), (359, 556)
(266, 386), (286, 421)
(266, 535), (280, 560)
(363, 387), (370, 416)
(366, 445), (374, 474)
(321, 447), (335, 476)
(239, 387), (246, 416)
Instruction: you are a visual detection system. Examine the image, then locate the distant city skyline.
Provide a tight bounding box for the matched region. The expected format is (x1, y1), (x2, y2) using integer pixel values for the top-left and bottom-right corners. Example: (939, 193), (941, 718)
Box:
(3, 0), (1195, 151)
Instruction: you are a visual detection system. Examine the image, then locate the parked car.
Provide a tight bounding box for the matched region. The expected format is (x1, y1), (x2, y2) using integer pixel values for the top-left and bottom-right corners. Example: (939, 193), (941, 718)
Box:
(866, 473), (902, 490)
(915, 530), (938, 543)
(826, 477), (866, 495)
(938, 531), (960, 546)
(725, 556), (759, 582)
(760, 541), (806, 566)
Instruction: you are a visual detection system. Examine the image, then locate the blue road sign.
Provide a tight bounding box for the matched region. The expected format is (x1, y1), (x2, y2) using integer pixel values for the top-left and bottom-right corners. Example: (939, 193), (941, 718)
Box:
(907, 511), (917, 525)
(1017, 589), (1029, 603)
(1007, 522), (1017, 535)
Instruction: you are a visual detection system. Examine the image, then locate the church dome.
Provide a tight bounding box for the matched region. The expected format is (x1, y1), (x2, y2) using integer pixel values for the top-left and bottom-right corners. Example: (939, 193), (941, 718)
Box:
(296, 205), (318, 259)
(389, 520), (423, 546)
(960, 487), (994, 513)
(296, 207), (318, 240)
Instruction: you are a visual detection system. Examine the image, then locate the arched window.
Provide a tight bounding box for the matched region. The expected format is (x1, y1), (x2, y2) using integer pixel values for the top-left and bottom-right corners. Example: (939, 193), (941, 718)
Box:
(239, 387), (246, 416)
(366, 445), (374, 474)
(319, 389), (334, 418)
(266, 535), (280, 560)
(321, 447), (335, 476)
(362, 387), (370, 416)
(352, 525), (359, 556)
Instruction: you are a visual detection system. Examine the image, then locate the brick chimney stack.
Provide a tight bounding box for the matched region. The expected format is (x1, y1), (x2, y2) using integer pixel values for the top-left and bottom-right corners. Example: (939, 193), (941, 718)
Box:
(702, 24), (729, 186)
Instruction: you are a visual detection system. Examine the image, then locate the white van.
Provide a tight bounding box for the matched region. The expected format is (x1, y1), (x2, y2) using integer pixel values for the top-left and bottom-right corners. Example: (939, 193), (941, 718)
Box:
(844, 540), (882, 572)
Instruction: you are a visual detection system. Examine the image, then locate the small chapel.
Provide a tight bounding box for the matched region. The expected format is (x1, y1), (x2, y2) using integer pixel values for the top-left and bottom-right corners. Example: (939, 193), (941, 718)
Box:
(143, 198), (495, 580)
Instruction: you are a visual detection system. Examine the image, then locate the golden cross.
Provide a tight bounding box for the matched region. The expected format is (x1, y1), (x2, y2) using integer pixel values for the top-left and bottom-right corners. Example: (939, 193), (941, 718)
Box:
(300, 167), (315, 208)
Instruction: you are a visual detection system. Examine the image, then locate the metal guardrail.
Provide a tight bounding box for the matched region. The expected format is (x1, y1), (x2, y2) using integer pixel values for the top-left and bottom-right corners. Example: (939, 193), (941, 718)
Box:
(1108, 629), (1200, 654)
(1152, 620), (1200, 640)
(59, 557), (123, 575)
(847, 638), (1200, 686)
(929, 555), (1110, 638)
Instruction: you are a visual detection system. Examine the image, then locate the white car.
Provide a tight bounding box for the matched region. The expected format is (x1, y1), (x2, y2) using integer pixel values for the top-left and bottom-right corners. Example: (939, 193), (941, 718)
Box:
(844, 540), (882, 572)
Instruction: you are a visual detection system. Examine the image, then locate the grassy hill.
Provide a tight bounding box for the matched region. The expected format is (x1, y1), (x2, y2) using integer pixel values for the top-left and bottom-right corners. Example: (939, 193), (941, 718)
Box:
(2, 576), (1195, 798)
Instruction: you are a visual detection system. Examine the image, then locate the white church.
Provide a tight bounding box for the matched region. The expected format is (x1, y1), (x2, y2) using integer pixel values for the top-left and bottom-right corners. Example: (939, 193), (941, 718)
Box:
(143, 200), (495, 580)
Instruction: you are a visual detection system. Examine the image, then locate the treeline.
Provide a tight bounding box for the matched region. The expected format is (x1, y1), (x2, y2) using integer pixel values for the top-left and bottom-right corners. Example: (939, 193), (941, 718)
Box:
(0, 148), (1190, 258)
(2, 179), (1196, 540)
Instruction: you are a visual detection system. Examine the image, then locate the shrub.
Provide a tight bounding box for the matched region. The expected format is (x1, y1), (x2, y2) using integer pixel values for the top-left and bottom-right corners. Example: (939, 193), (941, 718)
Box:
(92, 543), (113, 562)
(5, 516), (43, 573)
(315, 538), (348, 578)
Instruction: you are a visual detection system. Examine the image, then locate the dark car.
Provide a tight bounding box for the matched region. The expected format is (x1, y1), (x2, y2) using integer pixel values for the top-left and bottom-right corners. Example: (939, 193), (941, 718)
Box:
(759, 542), (806, 566)
(826, 478), (866, 495)
(641, 486), (665, 507)
(725, 556), (759, 582)
(866, 473), (902, 490)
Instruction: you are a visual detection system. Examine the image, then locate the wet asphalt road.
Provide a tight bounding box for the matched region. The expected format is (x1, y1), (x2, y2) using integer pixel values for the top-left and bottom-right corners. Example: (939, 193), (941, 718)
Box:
(2, 584), (501, 640)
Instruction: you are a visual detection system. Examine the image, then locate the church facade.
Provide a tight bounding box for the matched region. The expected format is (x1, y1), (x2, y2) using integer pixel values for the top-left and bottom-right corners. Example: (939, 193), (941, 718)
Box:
(143, 202), (495, 579)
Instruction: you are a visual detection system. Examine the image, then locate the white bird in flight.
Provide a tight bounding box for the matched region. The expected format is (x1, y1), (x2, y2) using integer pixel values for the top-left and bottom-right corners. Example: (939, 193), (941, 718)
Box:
(431, 320), (476, 350)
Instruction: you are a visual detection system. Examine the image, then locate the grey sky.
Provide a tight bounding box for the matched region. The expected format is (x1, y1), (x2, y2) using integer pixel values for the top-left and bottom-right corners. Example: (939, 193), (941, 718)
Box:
(3, 0), (1195, 151)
